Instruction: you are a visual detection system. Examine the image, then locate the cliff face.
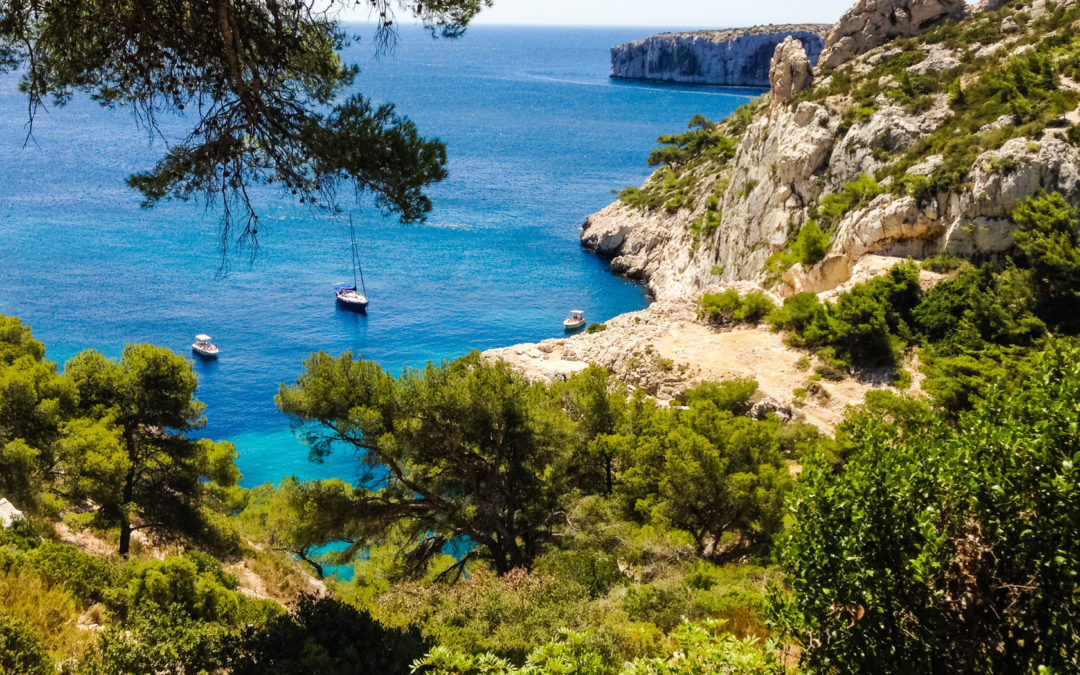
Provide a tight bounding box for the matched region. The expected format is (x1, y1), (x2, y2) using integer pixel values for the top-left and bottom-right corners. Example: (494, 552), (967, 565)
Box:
(610, 25), (829, 87)
(585, 0), (1080, 302)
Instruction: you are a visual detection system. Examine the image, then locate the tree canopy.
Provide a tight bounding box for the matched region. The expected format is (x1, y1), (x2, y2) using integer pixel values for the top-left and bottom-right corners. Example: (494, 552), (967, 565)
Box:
(772, 338), (1080, 673)
(277, 351), (575, 577)
(64, 343), (240, 556)
(0, 0), (491, 259)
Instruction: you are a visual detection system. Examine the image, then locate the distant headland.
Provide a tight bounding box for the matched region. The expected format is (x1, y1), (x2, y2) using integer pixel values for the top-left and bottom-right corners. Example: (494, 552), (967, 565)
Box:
(610, 25), (829, 87)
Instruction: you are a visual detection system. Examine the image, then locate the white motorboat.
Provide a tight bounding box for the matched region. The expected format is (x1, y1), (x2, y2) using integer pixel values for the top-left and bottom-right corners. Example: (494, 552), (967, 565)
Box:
(563, 310), (586, 330)
(191, 334), (219, 358)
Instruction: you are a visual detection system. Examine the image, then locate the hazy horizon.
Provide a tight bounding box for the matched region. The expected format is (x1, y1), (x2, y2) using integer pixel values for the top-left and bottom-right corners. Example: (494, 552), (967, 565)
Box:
(338, 0), (854, 29)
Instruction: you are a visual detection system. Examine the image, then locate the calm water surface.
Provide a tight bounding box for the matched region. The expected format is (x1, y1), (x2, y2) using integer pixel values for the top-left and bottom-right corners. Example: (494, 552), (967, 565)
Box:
(0, 25), (763, 486)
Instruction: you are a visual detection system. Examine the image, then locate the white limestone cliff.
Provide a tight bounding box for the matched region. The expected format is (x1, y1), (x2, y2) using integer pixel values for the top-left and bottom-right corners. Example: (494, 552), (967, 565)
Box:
(610, 25), (828, 87)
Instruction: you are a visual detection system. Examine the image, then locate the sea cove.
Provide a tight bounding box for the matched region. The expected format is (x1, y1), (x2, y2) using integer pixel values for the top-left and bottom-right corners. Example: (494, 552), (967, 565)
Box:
(0, 24), (760, 486)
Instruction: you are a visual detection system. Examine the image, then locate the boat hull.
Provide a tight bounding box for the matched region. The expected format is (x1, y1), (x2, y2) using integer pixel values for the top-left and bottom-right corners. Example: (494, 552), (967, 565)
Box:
(563, 320), (585, 331)
(192, 345), (219, 358)
(336, 295), (369, 312)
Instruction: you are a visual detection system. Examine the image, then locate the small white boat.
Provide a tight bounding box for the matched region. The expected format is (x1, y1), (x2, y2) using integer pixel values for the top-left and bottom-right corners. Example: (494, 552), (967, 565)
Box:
(563, 310), (586, 330)
(191, 334), (219, 358)
(335, 284), (369, 311)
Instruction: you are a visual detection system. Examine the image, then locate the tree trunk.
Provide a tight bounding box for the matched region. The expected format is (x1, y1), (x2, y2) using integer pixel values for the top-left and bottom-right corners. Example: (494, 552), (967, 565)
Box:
(118, 432), (137, 558)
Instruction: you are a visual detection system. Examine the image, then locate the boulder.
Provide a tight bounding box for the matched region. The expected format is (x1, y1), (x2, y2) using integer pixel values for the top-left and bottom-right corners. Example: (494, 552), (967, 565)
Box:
(769, 36), (815, 101)
(819, 0), (968, 69)
(0, 498), (23, 528)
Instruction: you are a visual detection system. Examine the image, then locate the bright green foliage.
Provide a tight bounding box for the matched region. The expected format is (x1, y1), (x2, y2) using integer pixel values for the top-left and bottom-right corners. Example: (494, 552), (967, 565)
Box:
(63, 344), (240, 556)
(619, 167), (695, 212)
(585, 323), (607, 334)
(735, 291), (776, 323)
(121, 555), (245, 624)
(647, 115), (736, 168)
(25, 540), (116, 606)
(765, 219), (831, 277)
(0, 0), (491, 253)
(656, 421), (790, 554)
(415, 621), (784, 675)
(810, 175), (883, 229)
(237, 477), (359, 578)
(773, 338), (1080, 673)
(94, 601), (238, 674)
(681, 379), (758, 417)
(769, 262), (921, 367)
(699, 289), (742, 324)
(277, 351), (575, 576)
(1012, 190), (1080, 327)
(790, 219), (829, 265)
(0, 316), (76, 506)
(0, 558), (90, 665)
(0, 616), (51, 675)
(699, 290), (776, 326)
(551, 367), (629, 495)
(614, 382), (791, 557)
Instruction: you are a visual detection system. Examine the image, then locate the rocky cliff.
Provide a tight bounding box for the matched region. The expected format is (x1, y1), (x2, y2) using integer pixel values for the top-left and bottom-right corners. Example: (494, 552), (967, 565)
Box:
(585, 0), (1080, 302)
(610, 25), (829, 87)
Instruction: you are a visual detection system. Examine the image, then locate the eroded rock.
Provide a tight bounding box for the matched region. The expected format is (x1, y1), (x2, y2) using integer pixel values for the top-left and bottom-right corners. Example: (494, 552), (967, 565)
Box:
(819, 0), (968, 69)
(769, 36), (815, 101)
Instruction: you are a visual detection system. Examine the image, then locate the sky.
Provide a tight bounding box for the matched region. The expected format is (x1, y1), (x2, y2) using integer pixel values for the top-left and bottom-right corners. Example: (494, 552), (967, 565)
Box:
(342, 0), (856, 28)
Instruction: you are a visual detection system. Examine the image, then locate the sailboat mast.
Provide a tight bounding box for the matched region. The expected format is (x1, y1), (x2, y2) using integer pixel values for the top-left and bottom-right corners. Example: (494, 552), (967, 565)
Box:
(349, 217), (367, 296)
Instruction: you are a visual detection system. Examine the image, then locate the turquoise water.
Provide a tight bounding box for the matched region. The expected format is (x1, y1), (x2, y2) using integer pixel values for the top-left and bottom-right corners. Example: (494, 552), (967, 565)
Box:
(0, 25), (762, 487)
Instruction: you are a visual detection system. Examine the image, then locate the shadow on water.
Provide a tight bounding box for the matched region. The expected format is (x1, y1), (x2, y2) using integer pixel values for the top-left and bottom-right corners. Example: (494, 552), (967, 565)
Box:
(192, 354), (221, 376)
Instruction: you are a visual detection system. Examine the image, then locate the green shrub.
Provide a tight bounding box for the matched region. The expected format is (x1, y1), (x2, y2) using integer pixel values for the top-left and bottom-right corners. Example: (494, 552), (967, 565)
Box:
(647, 115), (736, 168)
(733, 291), (776, 323)
(1012, 190), (1080, 328)
(699, 290), (775, 325)
(791, 219), (829, 265)
(585, 323), (607, 334)
(534, 551), (623, 599)
(1067, 124), (1080, 146)
(26, 540), (116, 606)
(698, 289), (742, 324)
(681, 379), (758, 416)
(920, 252), (967, 274)
(768, 292), (827, 335)
(0, 616), (51, 675)
(810, 174), (883, 229)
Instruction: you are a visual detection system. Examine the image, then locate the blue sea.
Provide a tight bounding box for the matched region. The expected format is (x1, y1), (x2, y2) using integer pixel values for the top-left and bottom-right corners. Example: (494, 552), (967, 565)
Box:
(0, 25), (761, 487)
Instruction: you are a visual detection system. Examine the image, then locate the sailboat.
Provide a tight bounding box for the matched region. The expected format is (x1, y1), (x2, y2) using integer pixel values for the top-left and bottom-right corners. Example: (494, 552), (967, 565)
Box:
(335, 217), (370, 312)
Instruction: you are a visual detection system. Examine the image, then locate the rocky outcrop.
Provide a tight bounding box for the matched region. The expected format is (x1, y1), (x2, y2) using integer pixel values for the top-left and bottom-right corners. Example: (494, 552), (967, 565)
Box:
(482, 296), (908, 432)
(818, 0), (967, 69)
(582, 99), (840, 300)
(944, 137), (1080, 255)
(769, 37), (814, 101)
(611, 25), (828, 87)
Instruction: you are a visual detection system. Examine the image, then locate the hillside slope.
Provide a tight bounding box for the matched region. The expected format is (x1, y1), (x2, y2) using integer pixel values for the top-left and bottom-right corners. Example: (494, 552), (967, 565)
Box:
(585, 0), (1080, 302)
